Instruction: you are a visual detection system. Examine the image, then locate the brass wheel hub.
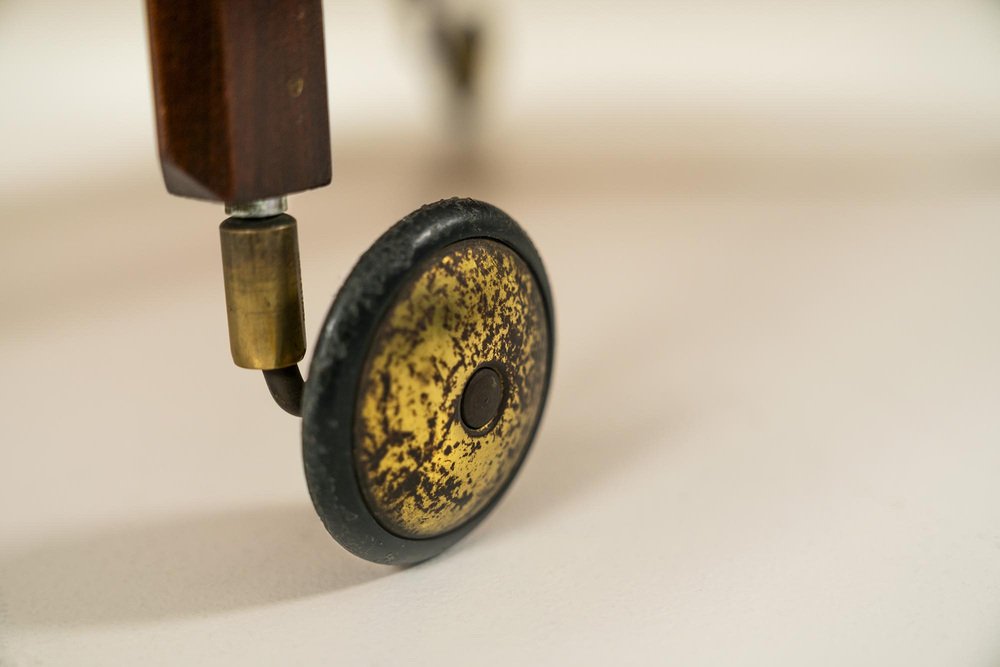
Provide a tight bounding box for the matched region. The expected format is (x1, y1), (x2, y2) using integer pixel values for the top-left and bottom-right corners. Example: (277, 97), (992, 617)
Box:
(355, 240), (549, 539)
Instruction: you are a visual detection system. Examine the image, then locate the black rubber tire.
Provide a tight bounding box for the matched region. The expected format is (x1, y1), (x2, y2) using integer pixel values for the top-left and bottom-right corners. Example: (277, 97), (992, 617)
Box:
(301, 198), (555, 565)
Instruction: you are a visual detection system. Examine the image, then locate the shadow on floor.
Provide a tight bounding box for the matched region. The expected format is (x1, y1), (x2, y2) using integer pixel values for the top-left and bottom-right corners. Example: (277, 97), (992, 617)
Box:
(0, 504), (393, 628)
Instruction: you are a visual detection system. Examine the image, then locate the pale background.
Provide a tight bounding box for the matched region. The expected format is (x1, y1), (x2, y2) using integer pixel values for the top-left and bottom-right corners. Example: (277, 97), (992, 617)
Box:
(3, 1), (1000, 664)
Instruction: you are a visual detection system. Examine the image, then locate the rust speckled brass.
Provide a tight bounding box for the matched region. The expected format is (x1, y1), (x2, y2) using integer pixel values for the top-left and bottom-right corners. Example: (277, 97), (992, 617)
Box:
(354, 239), (550, 539)
(219, 214), (306, 370)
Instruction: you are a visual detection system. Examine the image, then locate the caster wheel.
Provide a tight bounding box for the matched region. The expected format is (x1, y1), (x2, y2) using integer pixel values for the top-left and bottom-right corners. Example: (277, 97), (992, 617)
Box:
(302, 198), (555, 564)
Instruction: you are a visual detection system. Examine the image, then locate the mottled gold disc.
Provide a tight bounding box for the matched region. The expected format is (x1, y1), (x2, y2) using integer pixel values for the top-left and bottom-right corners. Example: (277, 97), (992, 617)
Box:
(354, 239), (550, 539)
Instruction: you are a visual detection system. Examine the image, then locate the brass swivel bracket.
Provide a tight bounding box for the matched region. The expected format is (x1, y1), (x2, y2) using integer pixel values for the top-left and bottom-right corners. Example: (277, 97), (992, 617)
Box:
(220, 197), (306, 416)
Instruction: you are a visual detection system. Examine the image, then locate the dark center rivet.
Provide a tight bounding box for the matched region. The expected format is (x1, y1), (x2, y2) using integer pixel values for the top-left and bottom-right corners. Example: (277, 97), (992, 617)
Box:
(461, 366), (504, 432)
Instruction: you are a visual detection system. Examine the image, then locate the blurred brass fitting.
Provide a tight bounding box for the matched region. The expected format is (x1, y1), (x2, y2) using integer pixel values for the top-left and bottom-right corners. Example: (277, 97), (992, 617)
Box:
(219, 212), (306, 370)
